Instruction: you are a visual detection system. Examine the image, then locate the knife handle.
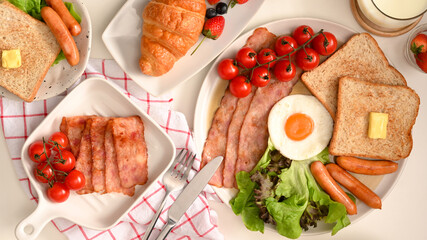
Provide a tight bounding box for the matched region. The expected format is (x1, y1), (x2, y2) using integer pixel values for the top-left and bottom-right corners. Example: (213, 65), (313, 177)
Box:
(156, 218), (176, 240)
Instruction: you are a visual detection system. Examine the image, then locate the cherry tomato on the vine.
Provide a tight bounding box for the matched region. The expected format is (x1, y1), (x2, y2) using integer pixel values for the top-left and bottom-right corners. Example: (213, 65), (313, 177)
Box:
(34, 162), (54, 183)
(257, 48), (277, 68)
(275, 36), (298, 56)
(65, 170), (86, 190)
(235, 47), (257, 69)
(273, 60), (296, 82)
(47, 182), (70, 203)
(311, 32), (338, 56)
(229, 75), (252, 98)
(28, 140), (51, 163)
(48, 132), (69, 151)
(295, 48), (320, 71)
(52, 150), (76, 172)
(250, 67), (271, 87)
(218, 58), (239, 80)
(292, 25), (314, 46)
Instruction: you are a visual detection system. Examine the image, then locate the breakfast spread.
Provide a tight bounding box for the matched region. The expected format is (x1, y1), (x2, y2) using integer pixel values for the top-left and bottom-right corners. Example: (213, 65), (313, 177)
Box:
(199, 21), (421, 238)
(139, 0), (206, 76)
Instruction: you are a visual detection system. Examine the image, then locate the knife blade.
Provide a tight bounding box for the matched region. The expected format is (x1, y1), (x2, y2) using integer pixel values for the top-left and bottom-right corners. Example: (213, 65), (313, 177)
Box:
(155, 156), (223, 240)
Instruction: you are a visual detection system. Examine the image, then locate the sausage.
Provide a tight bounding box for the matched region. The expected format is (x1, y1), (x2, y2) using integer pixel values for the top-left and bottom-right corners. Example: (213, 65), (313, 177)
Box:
(41, 6), (79, 66)
(46, 0), (81, 36)
(310, 161), (357, 215)
(326, 163), (382, 209)
(336, 156), (398, 175)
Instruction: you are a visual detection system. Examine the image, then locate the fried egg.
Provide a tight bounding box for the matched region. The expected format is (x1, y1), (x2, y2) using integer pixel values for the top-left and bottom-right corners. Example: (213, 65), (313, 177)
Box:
(268, 95), (333, 160)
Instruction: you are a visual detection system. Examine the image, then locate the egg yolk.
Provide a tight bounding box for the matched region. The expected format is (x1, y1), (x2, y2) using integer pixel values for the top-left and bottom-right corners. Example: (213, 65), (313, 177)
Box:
(285, 113), (314, 141)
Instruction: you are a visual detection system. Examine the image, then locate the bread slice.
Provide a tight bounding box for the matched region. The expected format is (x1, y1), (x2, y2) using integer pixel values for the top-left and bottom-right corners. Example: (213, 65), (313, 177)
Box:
(301, 33), (407, 119)
(0, 0), (60, 102)
(329, 76), (420, 161)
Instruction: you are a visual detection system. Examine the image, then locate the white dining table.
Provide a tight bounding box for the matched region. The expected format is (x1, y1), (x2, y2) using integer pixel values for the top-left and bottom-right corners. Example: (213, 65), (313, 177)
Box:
(1, 0), (427, 239)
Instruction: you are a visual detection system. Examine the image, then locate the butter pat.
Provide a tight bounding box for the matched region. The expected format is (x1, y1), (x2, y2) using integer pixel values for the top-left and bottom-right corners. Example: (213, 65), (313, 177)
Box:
(2, 49), (21, 69)
(368, 112), (388, 139)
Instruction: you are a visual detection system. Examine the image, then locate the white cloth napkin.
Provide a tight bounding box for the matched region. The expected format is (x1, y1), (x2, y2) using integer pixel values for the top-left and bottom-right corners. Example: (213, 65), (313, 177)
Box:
(0, 59), (224, 240)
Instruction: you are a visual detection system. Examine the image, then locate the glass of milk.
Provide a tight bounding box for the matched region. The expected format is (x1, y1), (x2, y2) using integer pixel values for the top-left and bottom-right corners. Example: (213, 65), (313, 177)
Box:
(357, 0), (427, 31)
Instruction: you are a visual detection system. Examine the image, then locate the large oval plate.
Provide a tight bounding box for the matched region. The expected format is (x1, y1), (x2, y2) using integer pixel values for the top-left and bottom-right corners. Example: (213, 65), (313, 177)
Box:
(0, 0), (92, 101)
(102, 0), (265, 97)
(193, 17), (407, 235)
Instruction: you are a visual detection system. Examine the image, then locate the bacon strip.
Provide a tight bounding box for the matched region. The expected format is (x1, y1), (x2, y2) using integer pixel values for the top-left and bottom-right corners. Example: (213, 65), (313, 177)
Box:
(111, 116), (148, 188)
(76, 118), (94, 194)
(201, 89), (238, 187)
(104, 119), (135, 196)
(222, 88), (256, 188)
(243, 27), (277, 52)
(235, 77), (299, 174)
(90, 117), (110, 193)
(60, 116), (92, 156)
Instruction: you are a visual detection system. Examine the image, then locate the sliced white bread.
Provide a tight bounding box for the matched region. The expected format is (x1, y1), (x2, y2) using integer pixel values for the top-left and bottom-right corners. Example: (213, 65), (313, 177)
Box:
(301, 33), (407, 119)
(0, 0), (60, 102)
(329, 76), (420, 161)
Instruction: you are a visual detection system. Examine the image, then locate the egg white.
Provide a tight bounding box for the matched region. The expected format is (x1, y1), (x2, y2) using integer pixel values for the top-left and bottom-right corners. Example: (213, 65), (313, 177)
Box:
(268, 95), (333, 160)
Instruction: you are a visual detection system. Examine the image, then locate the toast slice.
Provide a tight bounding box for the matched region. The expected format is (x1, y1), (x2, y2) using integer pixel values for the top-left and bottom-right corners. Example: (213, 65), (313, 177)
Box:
(0, 0), (60, 102)
(301, 33), (407, 119)
(329, 77), (420, 161)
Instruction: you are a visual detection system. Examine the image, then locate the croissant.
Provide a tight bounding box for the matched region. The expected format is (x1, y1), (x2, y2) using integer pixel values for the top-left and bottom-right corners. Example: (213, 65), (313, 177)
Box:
(140, 0), (206, 76)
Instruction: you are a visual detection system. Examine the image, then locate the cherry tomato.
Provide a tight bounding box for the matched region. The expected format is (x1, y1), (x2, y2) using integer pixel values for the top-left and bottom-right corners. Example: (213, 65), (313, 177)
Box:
(28, 140), (51, 163)
(275, 36), (298, 56)
(273, 60), (296, 82)
(48, 132), (69, 151)
(411, 33), (427, 54)
(34, 162), (54, 183)
(47, 182), (70, 203)
(416, 52), (427, 73)
(235, 47), (257, 69)
(65, 170), (86, 190)
(257, 48), (277, 68)
(229, 75), (252, 98)
(52, 150), (76, 172)
(292, 25), (314, 46)
(311, 32), (338, 56)
(217, 58), (239, 80)
(295, 48), (320, 71)
(250, 67), (271, 87)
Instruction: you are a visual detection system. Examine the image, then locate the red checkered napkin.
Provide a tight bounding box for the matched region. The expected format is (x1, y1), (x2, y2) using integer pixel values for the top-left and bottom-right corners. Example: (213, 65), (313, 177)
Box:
(0, 59), (224, 240)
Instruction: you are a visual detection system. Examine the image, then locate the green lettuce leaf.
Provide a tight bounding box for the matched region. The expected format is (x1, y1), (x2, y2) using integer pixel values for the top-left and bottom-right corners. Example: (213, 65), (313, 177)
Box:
(230, 171), (264, 232)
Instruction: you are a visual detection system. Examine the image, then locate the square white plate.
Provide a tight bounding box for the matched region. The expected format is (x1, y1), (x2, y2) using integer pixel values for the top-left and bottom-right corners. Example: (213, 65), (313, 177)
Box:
(16, 77), (175, 239)
(102, 0), (265, 97)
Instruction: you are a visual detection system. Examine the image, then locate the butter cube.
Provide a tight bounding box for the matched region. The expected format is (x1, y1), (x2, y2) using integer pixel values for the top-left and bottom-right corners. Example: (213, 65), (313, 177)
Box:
(2, 49), (21, 69)
(368, 112), (388, 139)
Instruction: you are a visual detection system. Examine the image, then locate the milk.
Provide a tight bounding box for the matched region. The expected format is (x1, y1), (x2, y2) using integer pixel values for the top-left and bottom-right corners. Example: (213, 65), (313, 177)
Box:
(357, 0), (427, 30)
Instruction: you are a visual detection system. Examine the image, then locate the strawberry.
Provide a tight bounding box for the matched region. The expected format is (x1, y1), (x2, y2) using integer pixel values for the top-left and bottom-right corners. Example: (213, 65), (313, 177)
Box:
(202, 16), (225, 40)
(191, 16), (225, 55)
(230, 0), (249, 8)
(207, 0), (220, 5)
(415, 52), (427, 73)
(411, 33), (427, 55)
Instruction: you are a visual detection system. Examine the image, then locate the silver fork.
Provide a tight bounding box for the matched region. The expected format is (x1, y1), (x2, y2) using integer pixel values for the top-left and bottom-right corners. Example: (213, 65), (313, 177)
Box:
(142, 149), (196, 240)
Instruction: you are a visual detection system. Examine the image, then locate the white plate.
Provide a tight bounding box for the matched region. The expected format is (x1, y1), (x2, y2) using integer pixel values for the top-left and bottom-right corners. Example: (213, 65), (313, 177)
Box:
(102, 0), (265, 97)
(15, 78), (175, 240)
(193, 17), (407, 235)
(0, 0), (92, 102)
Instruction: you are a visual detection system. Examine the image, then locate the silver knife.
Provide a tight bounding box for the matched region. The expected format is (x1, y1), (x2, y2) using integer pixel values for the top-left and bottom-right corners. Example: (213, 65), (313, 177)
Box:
(155, 156), (223, 240)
